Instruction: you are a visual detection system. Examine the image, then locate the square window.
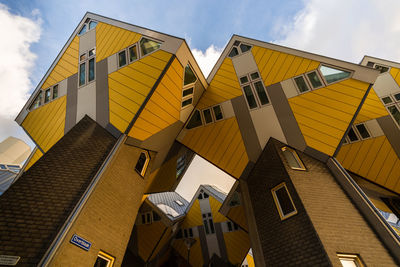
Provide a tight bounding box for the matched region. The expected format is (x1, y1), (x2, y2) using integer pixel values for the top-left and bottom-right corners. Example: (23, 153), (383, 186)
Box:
(203, 109), (213, 124)
(118, 50), (127, 67)
(347, 128), (359, 142)
(89, 48), (95, 57)
(294, 76), (310, 93)
(281, 146), (306, 171)
(355, 124), (370, 139)
(382, 96), (393, 105)
(271, 182), (297, 220)
(250, 72), (260, 80)
(240, 76), (249, 84)
(129, 45), (138, 62)
(52, 85), (58, 99)
(306, 71), (323, 88)
(394, 93), (400, 102)
(213, 105), (224, 121)
(80, 53), (87, 62)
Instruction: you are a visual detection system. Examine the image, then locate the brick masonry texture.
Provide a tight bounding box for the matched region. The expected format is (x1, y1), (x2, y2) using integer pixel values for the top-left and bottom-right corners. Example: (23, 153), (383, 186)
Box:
(246, 138), (331, 266)
(0, 116), (116, 266)
(280, 141), (397, 266)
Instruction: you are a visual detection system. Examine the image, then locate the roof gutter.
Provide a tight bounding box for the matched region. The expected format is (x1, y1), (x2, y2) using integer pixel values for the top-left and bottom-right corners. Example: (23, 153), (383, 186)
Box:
(38, 134), (125, 266)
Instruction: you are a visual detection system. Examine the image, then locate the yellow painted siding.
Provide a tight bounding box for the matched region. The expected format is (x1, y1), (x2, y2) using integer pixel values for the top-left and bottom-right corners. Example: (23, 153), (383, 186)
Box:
(144, 154), (178, 194)
(96, 22), (142, 63)
(22, 96), (67, 152)
(181, 117), (249, 178)
(42, 36), (79, 89)
(136, 221), (166, 261)
(129, 58), (183, 140)
(149, 227), (173, 261)
(108, 50), (172, 132)
(24, 149), (43, 171)
(209, 196), (227, 223)
(172, 238), (203, 267)
(336, 136), (400, 194)
(288, 79), (370, 156)
(223, 230), (250, 265)
(197, 58), (242, 110)
(227, 205), (248, 232)
(252, 46), (320, 88)
(354, 88), (388, 124)
(390, 67), (400, 87)
(246, 253), (255, 267)
(182, 199), (202, 228)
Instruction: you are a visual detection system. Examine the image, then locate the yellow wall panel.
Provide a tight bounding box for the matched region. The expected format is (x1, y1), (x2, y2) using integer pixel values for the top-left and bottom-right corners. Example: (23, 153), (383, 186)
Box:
(42, 36), (79, 89)
(246, 253), (255, 267)
(209, 196), (227, 223)
(227, 205), (248, 232)
(223, 230), (250, 265)
(136, 221), (166, 261)
(24, 149), (43, 171)
(172, 238), (203, 267)
(355, 88), (389, 124)
(108, 50), (172, 133)
(150, 228), (172, 261)
(22, 96), (67, 152)
(96, 22), (141, 63)
(181, 117), (249, 178)
(128, 58), (181, 140)
(197, 58), (242, 110)
(182, 200), (203, 228)
(389, 67), (400, 87)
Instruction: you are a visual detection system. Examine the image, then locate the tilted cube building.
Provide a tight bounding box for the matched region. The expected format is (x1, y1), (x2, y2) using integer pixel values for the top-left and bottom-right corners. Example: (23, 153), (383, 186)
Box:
(0, 12), (399, 266)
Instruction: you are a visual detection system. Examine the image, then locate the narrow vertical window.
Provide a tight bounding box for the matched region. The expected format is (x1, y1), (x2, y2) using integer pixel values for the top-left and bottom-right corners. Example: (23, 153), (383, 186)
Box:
(118, 50), (127, 67)
(52, 85), (58, 99)
(135, 151), (150, 177)
(79, 63), (86, 86)
(89, 58), (95, 82)
(347, 128), (359, 142)
(294, 76), (310, 93)
(271, 182), (297, 220)
(388, 105), (400, 126)
(306, 71), (323, 88)
(203, 109), (213, 124)
(129, 45), (138, 62)
(227, 221), (233, 231)
(186, 110), (203, 129)
(44, 88), (51, 103)
(281, 146), (306, 170)
(213, 105), (224, 121)
(243, 85), (258, 109)
(254, 81), (269, 105)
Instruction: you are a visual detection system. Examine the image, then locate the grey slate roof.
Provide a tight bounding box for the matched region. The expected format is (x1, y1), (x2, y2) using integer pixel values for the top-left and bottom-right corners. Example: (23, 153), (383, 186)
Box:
(0, 170), (17, 195)
(147, 191), (189, 220)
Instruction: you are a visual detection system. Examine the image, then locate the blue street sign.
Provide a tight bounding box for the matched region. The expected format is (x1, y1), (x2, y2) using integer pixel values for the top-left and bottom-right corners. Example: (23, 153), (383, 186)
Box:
(70, 234), (91, 251)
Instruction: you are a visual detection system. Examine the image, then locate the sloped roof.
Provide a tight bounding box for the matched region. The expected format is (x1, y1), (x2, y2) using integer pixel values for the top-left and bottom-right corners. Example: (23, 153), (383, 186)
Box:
(147, 191), (189, 220)
(0, 170), (17, 195)
(202, 184), (227, 203)
(0, 116), (116, 266)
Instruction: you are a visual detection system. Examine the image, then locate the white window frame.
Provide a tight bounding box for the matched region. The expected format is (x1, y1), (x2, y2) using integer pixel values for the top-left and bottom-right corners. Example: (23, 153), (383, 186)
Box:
(181, 63), (197, 110)
(304, 70), (324, 90)
(293, 74), (311, 94)
(354, 123), (371, 140)
(128, 44), (139, 63)
(271, 182), (298, 220)
(78, 47), (96, 87)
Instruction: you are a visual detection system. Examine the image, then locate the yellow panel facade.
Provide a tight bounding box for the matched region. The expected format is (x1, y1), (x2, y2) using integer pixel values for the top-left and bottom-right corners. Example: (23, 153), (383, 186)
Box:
(209, 196), (227, 223)
(246, 253), (255, 267)
(390, 67), (400, 87)
(182, 199), (202, 228)
(336, 136), (400, 193)
(223, 230), (250, 265)
(22, 96), (67, 152)
(129, 58), (182, 140)
(96, 22), (141, 63)
(24, 149), (43, 171)
(227, 205), (248, 232)
(288, 79), (370, 156)
(197, 58), (242, 110)
(181, 117), (249, 178)
(137, 221), (166, 261)
(149, 227), (173, 261)
(42, 36), (79, 89)
(172, 238), (203, 267)
(108, 50), (172, 132)
(354, 88), (388, 124)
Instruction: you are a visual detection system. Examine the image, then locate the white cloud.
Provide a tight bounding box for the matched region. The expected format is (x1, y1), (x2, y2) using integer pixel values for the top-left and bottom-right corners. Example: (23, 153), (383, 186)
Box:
(274, 0), (400, 63)
(0, 4), (41, 146)
(191, 45), (223, 78)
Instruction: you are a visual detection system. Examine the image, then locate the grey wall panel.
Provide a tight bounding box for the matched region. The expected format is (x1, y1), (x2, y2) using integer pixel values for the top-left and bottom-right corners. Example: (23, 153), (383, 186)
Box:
(197, 225), (210, 264)
(267, 83), (307, 151)
(215, 223), (228, 262)
(65, 74), (78, 134)
(377, 115), (400, 158)
(96, 58), (110, 128)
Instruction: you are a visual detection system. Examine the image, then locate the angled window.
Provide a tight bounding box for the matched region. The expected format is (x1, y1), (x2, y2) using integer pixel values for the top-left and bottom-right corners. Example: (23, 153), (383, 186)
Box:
(30, 91), (42, 110)
(212, 105), (224, 121)
(347, 128), (359, 142)
(44, 88), (51, 103)
(184, 64), (197, 85)
(203, 109), (213, 124)
(320, 65), (351, 84)
(152, 211), (161, 221)
(186, 110), (203, 129)
(140, 38), (161, 56)
(374, 64), (389, 74)
(229, 47), (239, 57)
(228, 41), (252, 58)
(294, 76), (310, 93)
(394, 93), (400, 102)
(240, 43), (251, 53)
(337, 254), (364, 267)
(388, 105), (400, 126)
(281, 146), (306, 170)
(182, 87), (194, 97)
(78, 19), (98, 36)
(382, 96), (394, 105)
(355, 123), (370, 139)
(306, 71), (323, 89)
(128, 45), (138, 62)
(135, 151), (150, 177)
(271, 182), (297, 220)
(52, 85), (58, 99)
(78, 24), (87, 35)
(118, 50), (127, 67)
(94, 251), (115, 267)
(381, 94), (400, 127)
(88, 20), (98, 30)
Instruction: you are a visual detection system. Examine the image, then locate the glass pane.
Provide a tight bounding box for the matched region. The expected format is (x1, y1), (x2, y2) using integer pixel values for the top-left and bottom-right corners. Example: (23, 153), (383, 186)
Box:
(80, 54), (86, 62)
(339, 259), (358, 267)
(240, 76), (249, 84)
(135, 152), (147, 175)
(388, 105), (400, 126)
(254, 81), (269, 105)
(44, 89), (51, 103)
(182, 87), (194, 97)
(250, 72), (259, 80)
(52, 85), (58, 99)
(186, 110), (203, 129)
(89, 58), (95, 82)
(347, 128), (359, 142)
(233, 40), (241, 46)
(88, 21), (97, 30)
(320, 65), (351, 84)
(184, 65), (197, 85)
(88, 48), (95, 57)
(213, 105), (223, 120)
(282, 148), (303, 169)
(78, 24), (87, 35)
(94, 257), (109, 267)
(182, 98), (193, 107)
(307, 71), (323, 88)
(79, 63), (86, 86)
(30, 92), (42, 109)
(203, 109), (213, 123)
(129, 45), (137, 62)
(140, 38), (161, 56)
(240, 44), (251, 53)
(294, 76), (309, 93)
(366, 61), (375, 67)
(203, 220), (210, 234)
(209, 219), (215, 233)
(228, 47), (239, 57)
(275, 186), (295, 215)
(375, 64), (389, 73)
(243, 85), (258, 109)
(382, 96), (393, 104)
(356, 124), (370, 139)
(118, 50), (126, 67)
(394, 93), (400, 102)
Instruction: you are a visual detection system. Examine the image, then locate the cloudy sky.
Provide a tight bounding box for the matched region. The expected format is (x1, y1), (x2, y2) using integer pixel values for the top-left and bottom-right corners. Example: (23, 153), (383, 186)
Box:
(2, 0), (400, 199)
